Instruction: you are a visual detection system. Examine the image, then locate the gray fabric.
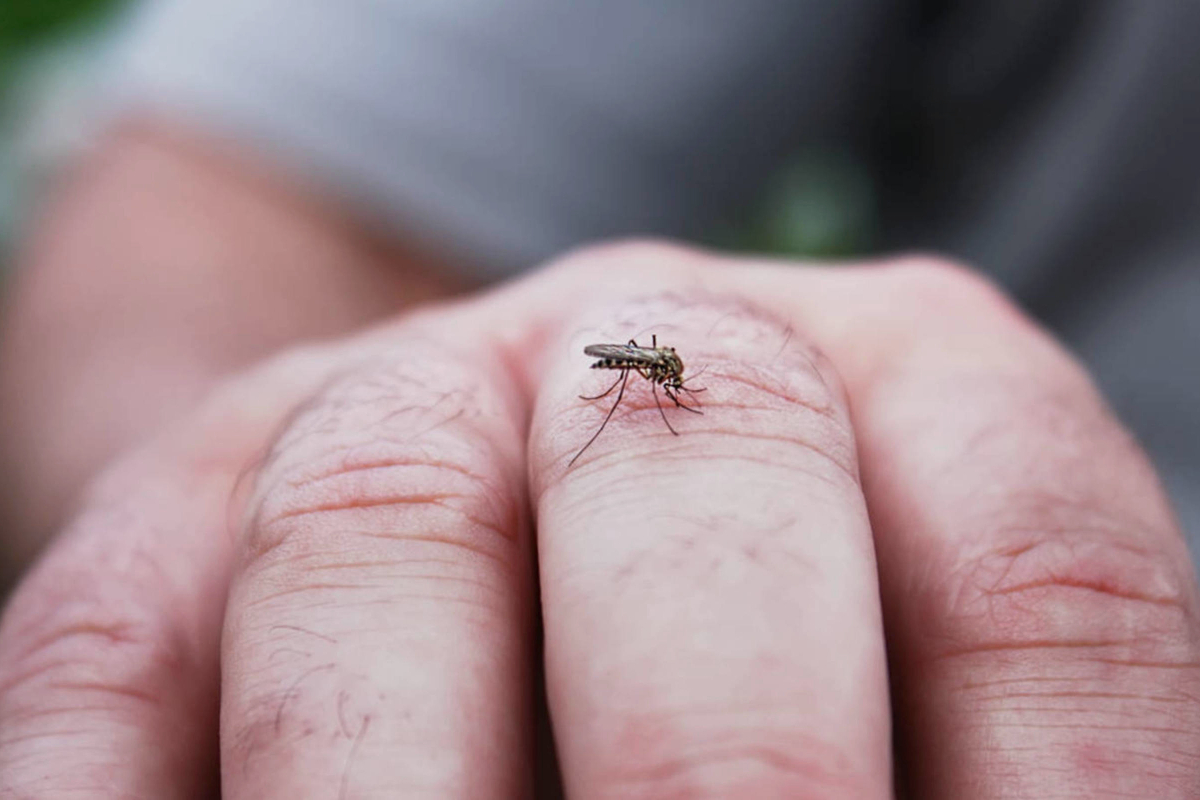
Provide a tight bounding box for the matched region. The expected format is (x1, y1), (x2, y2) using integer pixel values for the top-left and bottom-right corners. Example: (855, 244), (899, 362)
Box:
(106, 0), (894, 276)
(104, 0), (1200, 545)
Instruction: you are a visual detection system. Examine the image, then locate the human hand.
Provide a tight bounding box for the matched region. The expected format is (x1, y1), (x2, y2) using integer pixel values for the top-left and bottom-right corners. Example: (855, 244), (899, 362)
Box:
(1, 242), (1196, 797)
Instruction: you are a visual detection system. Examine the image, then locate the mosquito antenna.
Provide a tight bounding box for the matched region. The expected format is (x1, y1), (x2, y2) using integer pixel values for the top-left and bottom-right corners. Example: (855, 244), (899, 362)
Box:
(569, 369), (630, 466)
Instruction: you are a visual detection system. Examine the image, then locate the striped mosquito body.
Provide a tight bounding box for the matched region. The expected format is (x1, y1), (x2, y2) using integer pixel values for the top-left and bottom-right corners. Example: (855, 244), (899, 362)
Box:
(569, 334), (706, 466)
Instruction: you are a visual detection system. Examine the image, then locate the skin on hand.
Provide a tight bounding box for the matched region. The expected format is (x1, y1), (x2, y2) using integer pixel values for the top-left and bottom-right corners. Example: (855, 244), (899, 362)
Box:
(0, 119), (466, 576)
(0, 242), (1197, 798)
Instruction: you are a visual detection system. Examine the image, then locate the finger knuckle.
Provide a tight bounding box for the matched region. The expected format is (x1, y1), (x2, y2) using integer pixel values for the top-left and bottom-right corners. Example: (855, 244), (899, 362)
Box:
(244, 356), (524, 581)
(596, 714), (872, 798)
(923, 510), (1200, 668)
(914, 510), (1200, 786)
(564, 293), (856, 482)
(0, 527), (196, 720)
(868, 254), (1043, 345)
(883, 254), (1012, 310)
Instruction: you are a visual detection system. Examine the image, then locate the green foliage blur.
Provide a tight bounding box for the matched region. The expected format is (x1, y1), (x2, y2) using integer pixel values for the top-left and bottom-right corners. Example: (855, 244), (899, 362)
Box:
(0, 0), (128, 261)
(0, 0), (125, 94)
(735, 147), (876, 260)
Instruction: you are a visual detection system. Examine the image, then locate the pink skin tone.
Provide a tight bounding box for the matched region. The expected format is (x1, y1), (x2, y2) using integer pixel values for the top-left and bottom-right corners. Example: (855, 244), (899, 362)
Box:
(0, 239), (1197, 798)
(0, 122), (462, 575)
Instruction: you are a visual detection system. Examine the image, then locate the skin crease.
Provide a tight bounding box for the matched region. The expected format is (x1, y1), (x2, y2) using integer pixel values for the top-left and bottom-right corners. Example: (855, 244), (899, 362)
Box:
(0, 242), (1196, 797)
(0, 126), (1197, 796)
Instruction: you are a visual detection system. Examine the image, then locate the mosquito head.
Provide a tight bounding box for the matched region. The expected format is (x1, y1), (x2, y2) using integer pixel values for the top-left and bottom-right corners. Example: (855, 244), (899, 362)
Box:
(662, 349), (684, 380)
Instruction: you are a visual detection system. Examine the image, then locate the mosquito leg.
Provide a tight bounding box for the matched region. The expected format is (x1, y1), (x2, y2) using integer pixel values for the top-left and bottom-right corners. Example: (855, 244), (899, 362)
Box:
(579, 372), (624, 401)
(569, 369), (630, 466)
(653, 382), (679, 435)
(668, 386), (704, 414)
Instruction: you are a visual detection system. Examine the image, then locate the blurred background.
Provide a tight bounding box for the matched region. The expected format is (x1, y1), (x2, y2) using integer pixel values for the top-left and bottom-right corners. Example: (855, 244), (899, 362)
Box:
(0, 0), (132, 260)
(0, 1), (875, 282)
(0, 1), (1196, 563)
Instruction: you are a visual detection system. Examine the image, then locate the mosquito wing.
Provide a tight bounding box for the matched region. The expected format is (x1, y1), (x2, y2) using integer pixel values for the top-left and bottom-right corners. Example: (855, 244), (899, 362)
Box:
(583, 343), (659, 364)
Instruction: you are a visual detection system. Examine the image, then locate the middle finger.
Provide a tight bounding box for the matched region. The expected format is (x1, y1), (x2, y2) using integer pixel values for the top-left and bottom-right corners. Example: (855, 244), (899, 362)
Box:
(530, 290), (892, 797)
(221, 323), (534, 798)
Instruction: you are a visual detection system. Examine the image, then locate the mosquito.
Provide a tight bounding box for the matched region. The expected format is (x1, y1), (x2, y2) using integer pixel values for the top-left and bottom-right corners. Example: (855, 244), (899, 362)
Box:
(569, 334), (706, 466)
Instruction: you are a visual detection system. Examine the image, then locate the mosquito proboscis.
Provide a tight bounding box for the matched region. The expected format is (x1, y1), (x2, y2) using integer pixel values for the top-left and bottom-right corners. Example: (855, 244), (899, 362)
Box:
(568, 334), (706, 466)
